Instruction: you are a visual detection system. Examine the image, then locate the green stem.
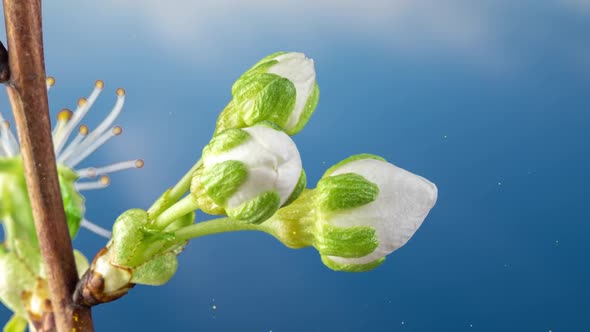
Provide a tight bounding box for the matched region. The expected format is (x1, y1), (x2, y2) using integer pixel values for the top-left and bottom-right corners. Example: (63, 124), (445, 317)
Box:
(151, 194), (199, 230)
(140, 217), (263, 259)
(169, 159), (202, 203)
(146, 159), (202, 216)
(173, 217), (262, 243)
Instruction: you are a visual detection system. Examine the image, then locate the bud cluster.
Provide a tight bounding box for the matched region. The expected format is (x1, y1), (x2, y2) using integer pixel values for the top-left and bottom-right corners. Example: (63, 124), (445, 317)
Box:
(65, 52), (436, 308)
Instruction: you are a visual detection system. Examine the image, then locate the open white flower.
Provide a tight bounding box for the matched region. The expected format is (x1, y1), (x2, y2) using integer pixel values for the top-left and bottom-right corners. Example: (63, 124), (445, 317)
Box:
(0, 77), (143, 240)
(215, 52), (319, 135)
(194, 124), (305, 224)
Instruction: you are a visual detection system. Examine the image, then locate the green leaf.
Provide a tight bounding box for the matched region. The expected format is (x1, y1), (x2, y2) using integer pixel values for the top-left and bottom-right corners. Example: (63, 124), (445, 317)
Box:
(131, 252), (178, 286)
(112, 209), (153, 267)
(0, 251), (36, 316)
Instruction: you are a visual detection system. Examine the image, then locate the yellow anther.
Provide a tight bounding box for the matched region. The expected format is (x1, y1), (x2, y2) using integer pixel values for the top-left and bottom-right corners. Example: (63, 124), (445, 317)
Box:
(99, 175), (110, 185)
(79, 125), (89, 135)
(57, 109), (73, 121)
(116, 88), (126, 97)
(135, 159), (145, 168)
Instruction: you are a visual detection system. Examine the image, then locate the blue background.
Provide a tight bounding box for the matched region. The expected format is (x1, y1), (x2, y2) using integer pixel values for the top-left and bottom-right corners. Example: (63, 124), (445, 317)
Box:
(1, 1), (589, 331)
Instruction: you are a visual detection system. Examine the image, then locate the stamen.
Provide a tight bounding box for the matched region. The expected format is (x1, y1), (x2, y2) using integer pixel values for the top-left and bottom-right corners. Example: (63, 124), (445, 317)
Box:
(65, 126), (123, 168)
(0, 120), (19, 156)
(71, 88), (125, 157)
(76, 159), (144, 178)
(75, 175), (110, 191)
(52, 108), (73, 141)
(57, 125), (89, 163)
(46, 76), (56, 92)
(80, 218), (112, 239)
(54, 80), (104, 156)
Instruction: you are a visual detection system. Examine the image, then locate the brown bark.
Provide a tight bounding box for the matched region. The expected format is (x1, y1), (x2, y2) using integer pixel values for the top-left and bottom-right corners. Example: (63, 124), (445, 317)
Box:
(2, 1), (94, 331)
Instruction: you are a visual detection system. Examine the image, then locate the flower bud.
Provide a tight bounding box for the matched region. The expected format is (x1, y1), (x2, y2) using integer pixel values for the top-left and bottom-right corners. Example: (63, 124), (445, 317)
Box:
(257, 154), (437, 272)
(193, 124), (305, 224)
(315, 154), (438, 272)
(216, 52), (319, 135)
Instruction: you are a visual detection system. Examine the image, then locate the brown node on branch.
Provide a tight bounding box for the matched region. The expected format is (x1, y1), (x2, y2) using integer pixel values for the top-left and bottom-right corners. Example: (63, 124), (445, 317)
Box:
(0, 41), (9, 82)
(73, 247), (135, 307)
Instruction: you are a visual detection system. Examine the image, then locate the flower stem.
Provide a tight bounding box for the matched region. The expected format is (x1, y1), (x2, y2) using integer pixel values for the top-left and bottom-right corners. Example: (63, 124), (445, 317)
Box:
(173, 217), (262, 243)
(151, 194), (199, 230)
(148, 159), (202, 216)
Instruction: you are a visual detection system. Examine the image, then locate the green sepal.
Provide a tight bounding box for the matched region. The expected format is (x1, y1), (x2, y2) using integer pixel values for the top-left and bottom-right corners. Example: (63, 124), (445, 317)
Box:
(203, 128), (250, 158)
(58, 165), (84, 239)
(323, 153), (386, 177)
(314, 224), (378, 258)
(200, 160), (248, 205)
(283, 170), (306, 207)
(0, 251), (36, 316)
(0, 158), (84, 245)
(316, 173), (379, 212)
(214, 101), (246, 134)
(236, 52), (286, 79)
(190, 168), (225, 215)
(3, 315), (27, 332)
(227, 191), (280, 224)
(0, 158), (38, 247)
(131, 252), (178, 286)
(232, 73), (296, 128)
(255, 120), (286, 132)
(287, 82), (320, 135)
(320, 255), (385, 272)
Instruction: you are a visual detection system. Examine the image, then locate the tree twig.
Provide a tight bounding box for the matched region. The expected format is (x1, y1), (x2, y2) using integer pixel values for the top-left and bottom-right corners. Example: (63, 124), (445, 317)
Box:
(2, 1), (94, 331)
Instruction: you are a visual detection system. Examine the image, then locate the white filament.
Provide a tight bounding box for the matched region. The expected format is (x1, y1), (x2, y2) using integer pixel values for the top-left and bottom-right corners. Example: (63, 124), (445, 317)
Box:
(81, 219), (112, 239)
(58, 128), (88, 163)
(65, 128), (120, 168)
(73, 93), (125, 156)
(76, 160), (141, 178)
(75, 179), (109, 191)
(54, 85), (103, 156)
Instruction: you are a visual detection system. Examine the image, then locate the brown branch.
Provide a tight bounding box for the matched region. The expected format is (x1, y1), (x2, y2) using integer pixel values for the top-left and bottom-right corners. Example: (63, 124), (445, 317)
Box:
(2, 1), (94, 331)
